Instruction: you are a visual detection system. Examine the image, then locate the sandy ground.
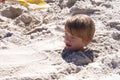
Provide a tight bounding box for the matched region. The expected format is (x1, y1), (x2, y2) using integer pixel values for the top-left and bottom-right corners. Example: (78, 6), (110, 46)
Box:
(0, 0), (120, 80)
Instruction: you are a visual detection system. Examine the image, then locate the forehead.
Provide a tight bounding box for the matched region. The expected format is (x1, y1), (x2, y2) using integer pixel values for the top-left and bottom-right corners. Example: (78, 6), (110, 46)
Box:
(65, 26), (82, 36)
(65, 31), (80, 40)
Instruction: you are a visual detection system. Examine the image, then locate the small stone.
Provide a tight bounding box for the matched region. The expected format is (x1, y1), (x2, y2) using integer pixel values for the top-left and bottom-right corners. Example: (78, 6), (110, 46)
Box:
(4, 32), (13, 38)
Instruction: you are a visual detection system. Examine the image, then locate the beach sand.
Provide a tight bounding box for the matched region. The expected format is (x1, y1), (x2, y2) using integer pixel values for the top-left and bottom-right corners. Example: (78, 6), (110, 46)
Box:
(0, 0), (120, 80)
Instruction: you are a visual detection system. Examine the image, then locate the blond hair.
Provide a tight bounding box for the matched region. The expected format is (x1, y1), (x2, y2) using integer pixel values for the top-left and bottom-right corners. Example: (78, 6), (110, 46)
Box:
(65, 14), (95, 41)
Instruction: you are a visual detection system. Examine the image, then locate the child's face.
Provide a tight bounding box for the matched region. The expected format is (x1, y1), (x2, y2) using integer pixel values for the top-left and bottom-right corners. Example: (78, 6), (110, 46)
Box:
(64, 30), (85, 50)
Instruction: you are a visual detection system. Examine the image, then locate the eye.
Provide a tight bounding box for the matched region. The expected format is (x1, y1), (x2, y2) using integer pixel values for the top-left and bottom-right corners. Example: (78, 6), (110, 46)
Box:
(65, 32), (67, 36)
(70, 36), (74, 39)
(71, 35), (79, 41)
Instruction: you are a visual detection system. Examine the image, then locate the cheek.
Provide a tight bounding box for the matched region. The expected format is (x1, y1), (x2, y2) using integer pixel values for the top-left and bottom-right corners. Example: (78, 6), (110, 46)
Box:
(73, 39), (84, 46)
(64, 35), (71, 42)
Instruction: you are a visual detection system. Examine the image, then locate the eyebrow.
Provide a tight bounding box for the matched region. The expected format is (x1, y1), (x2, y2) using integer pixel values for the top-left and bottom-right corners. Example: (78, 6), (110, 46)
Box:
(65, 31), (78, 39)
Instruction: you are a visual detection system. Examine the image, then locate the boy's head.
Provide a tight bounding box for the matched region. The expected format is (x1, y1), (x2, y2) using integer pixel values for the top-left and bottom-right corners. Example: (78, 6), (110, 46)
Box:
(64, 14), (95, 50)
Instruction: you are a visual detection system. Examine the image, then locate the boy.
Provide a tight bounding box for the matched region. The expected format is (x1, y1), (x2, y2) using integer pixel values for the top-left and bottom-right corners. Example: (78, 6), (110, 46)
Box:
(62, 14), (95, 66)
(0, 0), (5, 3)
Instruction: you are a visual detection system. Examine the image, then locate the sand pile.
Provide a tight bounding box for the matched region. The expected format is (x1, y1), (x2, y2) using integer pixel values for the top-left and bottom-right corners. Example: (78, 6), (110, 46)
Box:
(0, 0), (120, 80)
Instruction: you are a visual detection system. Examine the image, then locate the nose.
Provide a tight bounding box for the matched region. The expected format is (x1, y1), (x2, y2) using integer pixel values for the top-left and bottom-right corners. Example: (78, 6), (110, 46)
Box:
(64, 35), (71, 44)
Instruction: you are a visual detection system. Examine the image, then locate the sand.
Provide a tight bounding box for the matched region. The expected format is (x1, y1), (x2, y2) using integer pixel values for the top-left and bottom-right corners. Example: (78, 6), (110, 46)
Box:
(0, 0), (120, 80)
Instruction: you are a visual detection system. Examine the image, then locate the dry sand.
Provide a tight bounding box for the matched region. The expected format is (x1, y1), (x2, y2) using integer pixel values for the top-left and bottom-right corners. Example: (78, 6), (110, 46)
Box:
(0, 0), (120, 80)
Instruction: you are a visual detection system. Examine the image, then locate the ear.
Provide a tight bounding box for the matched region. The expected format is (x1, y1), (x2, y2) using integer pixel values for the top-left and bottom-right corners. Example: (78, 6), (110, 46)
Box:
(84, 38), (91, 46)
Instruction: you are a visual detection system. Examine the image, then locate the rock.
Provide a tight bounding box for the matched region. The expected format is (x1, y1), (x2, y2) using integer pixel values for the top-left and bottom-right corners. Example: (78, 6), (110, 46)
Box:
(67, 0), (76, 8)
(107, 20), (120, 30)
(112, 32), (120, 40)
(91, 0), (105, 6)
(101, 2), (113, 8)
(59, 0), (76, 8)
(70, 7), (100, 15)
(1, 6), (23, 19)
(20, 13), (32, 24)
(3, 32), (13, 38)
